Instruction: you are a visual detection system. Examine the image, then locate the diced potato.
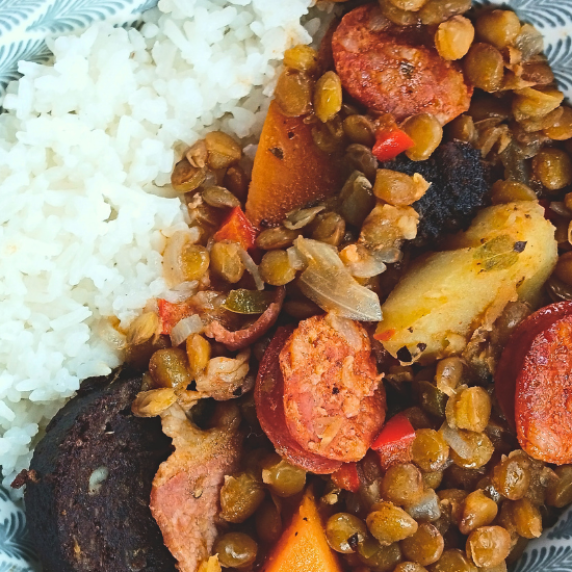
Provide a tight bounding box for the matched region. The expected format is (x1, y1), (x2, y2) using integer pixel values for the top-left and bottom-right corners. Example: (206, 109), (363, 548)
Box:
(376, 202), (557, 362)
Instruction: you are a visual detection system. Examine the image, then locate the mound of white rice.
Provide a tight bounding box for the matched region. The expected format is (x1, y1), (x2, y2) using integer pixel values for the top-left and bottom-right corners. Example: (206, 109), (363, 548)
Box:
(0, 0), (324, 493)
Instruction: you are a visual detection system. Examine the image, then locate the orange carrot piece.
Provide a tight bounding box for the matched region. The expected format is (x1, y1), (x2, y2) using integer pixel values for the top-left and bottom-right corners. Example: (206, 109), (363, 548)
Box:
(246, 101), (344, 227)
(261, 489), (343, 572)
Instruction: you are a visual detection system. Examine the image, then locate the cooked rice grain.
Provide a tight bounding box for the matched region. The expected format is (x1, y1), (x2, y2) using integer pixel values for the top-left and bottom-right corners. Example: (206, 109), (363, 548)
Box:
(0, 0), (318, 493)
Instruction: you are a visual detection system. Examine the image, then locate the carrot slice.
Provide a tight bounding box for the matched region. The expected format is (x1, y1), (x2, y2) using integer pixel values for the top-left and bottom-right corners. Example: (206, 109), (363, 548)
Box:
(261, 489), (343, 572)
(246, 101), (344, 227)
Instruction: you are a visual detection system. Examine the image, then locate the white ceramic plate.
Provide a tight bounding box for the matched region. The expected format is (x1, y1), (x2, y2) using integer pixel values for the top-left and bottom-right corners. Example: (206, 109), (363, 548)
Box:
(1, 1), (572, 571)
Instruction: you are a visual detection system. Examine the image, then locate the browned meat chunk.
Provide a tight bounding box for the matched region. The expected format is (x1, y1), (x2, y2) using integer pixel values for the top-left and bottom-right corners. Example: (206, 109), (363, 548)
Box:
(133, 393), (243, 572)
(332, 4), (472, 124)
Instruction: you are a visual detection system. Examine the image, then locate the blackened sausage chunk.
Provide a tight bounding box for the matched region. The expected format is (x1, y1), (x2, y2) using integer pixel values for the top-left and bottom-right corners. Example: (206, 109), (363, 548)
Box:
(22, 369), (176, 572)
(383, 142), (490, 247)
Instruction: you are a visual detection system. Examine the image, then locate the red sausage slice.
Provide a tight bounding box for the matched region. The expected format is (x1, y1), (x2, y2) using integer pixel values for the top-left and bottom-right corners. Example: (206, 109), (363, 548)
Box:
(332, 4), (472, 124)
(205, 287), (285, 351)
(496, 301), (572, 464)
(255, 326), (341, 474)
(495, 301), (572, 431)
(280, 314), (386, 463)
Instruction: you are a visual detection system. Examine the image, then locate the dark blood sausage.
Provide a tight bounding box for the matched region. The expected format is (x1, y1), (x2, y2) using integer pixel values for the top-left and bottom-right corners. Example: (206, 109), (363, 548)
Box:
(495, 301), (572, 464)
(332, 3), (472, 125)
(205, 286), (285, 350)
(255, 325), (342, 474)
(383, 141), (490, 247)
(280, 314), (386, 463)
(19, 369), (176, 572)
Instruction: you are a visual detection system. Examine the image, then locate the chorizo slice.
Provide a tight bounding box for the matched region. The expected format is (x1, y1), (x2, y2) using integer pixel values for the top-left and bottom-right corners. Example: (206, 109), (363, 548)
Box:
(332, 4), (472, 125)
(255, 326), (342, 474)
(495, 301), (572, 431)
(280, 314), (386, 463)
(205, 287), (285, 351)
(496, 301), (572, 464)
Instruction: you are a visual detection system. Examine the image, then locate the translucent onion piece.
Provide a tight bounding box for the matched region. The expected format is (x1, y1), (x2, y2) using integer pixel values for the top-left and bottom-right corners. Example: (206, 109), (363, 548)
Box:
(284, 205), (326, 230)
(161, 281), (199, 304)
(287, 246), (307, 271)
(441, 425), (473, 459)
(294, 237), (382, 322)
(97, 318), (126, 351)
(238, 247), (264, 291)
(162, 229), (201, 287)
(341, 244), (387, 278)
(170, 314), (204, 347)
(516, 24), (544, 61)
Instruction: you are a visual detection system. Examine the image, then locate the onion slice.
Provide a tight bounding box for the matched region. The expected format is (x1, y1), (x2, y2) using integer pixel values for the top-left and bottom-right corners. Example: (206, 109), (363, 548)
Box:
(294, 237), (382, 322)
(170, 314), (204, 347)
(161, 281), (199, 304)
(238, 247), (264, 291)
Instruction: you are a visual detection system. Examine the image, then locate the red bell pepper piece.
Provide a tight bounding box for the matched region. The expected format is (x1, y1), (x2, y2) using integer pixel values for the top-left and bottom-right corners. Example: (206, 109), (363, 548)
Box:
(371, 414), (415, 470)
(331, 463), (361, 493)
(372, 128), (415, 162)
(213, 207), (258, 250)
(157, 299), (194, 336)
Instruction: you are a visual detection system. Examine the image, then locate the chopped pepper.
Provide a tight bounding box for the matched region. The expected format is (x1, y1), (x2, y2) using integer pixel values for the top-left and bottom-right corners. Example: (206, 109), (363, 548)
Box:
(331, 463), (361, 493)
(213, 207), (258, 251)
(371, 414), (415, 470)
(372, 128), (415, 162)
(222, 289), (274, 314)
(157, 299), (194, 335)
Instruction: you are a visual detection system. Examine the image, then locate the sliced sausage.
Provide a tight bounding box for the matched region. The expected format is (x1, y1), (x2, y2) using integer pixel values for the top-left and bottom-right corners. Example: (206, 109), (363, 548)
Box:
(255, 325), (342, 474)
(495, 301), (572, 431)
(205, 287), (285, 351)
(280, 314), (386, 463)
(332, 4), (472, 124)
(495, 301), (572, 464)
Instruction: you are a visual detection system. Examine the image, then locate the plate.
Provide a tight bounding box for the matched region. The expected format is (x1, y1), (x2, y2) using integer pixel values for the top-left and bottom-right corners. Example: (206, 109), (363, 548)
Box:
(1, 1), (572, 571)
(0, 0), (157, 91)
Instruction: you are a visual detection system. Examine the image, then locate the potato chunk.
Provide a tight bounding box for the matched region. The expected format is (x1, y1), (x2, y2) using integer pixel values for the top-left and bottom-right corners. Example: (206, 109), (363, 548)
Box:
(376, 202), (557, 362)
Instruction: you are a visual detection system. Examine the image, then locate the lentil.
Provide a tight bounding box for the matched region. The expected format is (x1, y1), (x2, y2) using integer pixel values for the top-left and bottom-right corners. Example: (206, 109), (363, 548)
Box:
(411, 429), (450, 472)
(466, 526), (511, 568)
(401, 523), (444, 566)
(326, 513), (368, 554)
(259, 250), (296, 286)
(210, 240), (245, 283)
(314, 71), (343, 124)
(402, 114), (443, 162)
(214, 533), (258, 569)
(261, 454), (306, 497)
(464, 44), (505, 93)
(220, 473), (265, 523)
(435, 16), (475, 61)
(475, 10), (521, 49)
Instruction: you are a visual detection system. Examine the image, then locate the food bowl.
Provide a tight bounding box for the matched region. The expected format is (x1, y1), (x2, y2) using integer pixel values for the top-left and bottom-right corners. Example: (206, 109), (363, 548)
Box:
(1, 1), (572, 571)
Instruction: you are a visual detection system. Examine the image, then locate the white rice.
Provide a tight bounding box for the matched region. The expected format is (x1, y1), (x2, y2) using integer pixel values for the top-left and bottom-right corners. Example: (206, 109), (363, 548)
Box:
(0, 0), (323, 494)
